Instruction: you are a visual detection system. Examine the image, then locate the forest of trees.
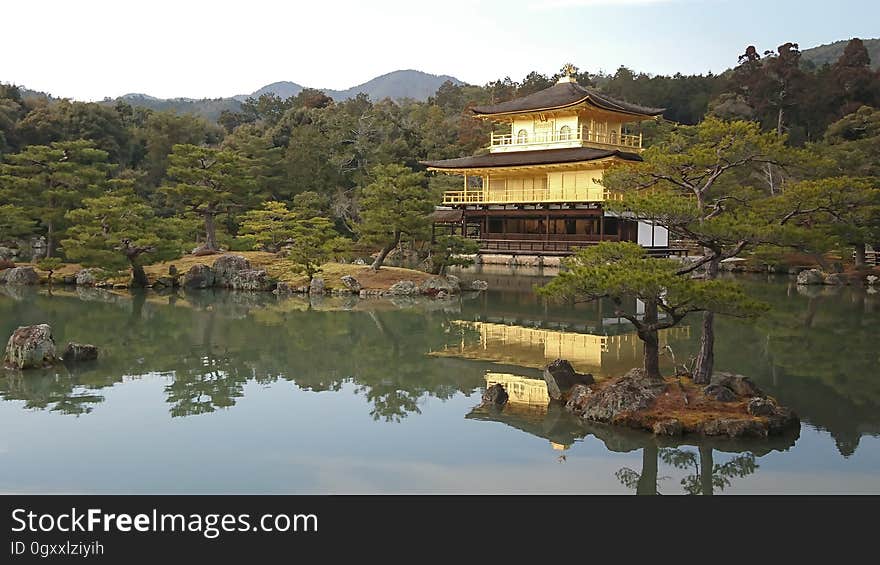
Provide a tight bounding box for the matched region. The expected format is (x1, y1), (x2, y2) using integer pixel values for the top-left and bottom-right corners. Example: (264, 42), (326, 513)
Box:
(0, 38), (878, 280)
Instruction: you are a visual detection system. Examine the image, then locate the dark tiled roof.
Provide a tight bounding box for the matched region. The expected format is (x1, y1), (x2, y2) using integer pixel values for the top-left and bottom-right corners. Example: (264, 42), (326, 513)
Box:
(472, 82), (664, 117)
(421, 147), (642, 170)
(431, 208), (463, 222)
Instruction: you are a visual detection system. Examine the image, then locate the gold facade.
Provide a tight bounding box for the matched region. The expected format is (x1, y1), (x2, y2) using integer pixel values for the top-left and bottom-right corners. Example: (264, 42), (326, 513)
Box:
(437, 320), (691, 377)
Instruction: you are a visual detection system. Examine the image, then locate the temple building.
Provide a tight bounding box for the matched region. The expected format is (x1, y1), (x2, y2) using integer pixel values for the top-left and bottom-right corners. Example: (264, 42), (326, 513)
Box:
(422, 67), (670, 256)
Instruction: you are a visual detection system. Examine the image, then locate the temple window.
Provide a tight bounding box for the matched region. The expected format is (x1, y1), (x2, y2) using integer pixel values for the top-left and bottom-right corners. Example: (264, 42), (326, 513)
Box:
(516, 129), (529, 143)
(559, 125), (572, 140)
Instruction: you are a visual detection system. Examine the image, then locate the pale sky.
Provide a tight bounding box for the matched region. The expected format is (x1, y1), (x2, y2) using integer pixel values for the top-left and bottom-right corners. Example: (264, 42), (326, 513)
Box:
(3, 0), (878, 101)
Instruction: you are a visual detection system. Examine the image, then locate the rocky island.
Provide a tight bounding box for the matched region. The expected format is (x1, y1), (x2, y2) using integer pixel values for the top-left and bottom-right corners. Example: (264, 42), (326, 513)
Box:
(539, 360), (800, 439)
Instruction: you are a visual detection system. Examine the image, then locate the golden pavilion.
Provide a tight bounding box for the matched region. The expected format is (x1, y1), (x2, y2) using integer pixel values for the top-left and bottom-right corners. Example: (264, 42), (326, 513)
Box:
(422, 66), (669, 256)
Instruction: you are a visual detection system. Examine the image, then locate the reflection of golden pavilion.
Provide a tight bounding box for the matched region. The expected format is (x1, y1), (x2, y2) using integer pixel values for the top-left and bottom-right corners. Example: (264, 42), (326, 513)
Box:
(478, 372), (576, 451)
(486, 372), (550, 406)
(439, 320), (690, 378)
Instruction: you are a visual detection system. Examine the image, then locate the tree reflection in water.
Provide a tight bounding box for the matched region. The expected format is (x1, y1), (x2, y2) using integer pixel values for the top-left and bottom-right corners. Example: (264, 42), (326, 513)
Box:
(0, 287), (484, 422)
(616, 446), (758, 495)
(661, 447), (757, 495)
(1, 275), (878, 459)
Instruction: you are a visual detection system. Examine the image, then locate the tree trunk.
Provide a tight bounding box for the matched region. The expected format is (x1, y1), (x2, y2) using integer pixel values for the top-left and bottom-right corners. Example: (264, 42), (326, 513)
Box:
(693, 312), (715, 384)
(765, 163), (776, 195)
(636, 444), (659, 496)
(640, 299), (662, 380)
(853, 244), (866, 269)
(129, 261), (149, 288)
(776, 106), (784, 136)
(428, 252), (443, 275)
(45, 221), (54, 259)
(371, 232), (400, 271)
(699, 446), (714, 496)
(204, 212), (218, 251)
(693, 258), (720, 384)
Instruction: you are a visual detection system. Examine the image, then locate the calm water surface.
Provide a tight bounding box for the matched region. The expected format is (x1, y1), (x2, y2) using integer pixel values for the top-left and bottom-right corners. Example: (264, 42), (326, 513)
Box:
(1, 267), (878, 494)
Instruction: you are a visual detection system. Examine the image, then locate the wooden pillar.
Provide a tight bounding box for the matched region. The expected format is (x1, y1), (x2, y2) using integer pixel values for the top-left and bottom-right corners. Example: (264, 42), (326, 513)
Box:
(463, 173), (468, 200)
(599, 211), (605, 242)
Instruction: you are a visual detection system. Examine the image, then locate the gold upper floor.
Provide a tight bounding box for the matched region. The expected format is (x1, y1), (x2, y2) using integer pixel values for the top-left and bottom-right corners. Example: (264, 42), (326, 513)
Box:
(471, 74), (662, 154)
(489, 112), (643, 153)
(491, 124), (642, 152)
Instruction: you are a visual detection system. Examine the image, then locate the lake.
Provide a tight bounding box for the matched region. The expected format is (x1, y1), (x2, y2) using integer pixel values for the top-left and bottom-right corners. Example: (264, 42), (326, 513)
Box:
(1, 268), (878, 494)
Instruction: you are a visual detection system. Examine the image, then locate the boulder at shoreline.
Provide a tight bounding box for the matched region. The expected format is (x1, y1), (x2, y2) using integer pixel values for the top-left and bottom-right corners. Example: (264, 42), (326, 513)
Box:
(4, 324), (58, 369)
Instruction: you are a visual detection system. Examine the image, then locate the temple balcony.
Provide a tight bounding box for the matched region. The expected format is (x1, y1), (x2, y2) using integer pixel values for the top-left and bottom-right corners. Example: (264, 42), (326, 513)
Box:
(490, 126), (642, 153)
(441, 187), (623, 205)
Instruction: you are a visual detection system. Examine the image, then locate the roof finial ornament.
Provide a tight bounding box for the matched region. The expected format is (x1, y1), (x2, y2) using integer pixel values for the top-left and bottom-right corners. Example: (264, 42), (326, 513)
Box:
(558, 63), (578, 84)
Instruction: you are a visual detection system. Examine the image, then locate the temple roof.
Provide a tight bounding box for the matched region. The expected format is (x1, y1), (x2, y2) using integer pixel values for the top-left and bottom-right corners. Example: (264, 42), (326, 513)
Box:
(421, 147), (642, 170)
(471, 81), (664, 118)
(430, 208), (464, 223)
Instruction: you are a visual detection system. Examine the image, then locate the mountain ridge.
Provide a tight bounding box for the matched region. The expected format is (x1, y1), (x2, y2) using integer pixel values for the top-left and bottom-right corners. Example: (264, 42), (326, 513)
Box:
(107, 70), (463, 120)
(9, 37), (878, 123)
(801, 37), (880, 70)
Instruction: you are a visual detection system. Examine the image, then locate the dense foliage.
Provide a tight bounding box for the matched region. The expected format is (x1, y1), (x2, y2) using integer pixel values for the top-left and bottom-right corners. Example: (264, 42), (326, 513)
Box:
(1, 38), (878, 279)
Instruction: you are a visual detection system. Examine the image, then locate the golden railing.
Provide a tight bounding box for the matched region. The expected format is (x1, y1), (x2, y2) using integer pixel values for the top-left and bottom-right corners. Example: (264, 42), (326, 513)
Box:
(490, 127), (642, 150)
(441, 188), (623, 205)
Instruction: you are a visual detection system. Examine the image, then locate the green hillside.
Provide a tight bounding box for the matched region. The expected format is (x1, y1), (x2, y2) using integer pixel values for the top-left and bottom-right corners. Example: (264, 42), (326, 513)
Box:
(802, 38), (880, 70)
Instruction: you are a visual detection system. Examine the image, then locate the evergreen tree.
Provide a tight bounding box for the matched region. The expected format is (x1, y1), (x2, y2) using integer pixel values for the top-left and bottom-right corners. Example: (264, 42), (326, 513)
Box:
(0, 204), (37, 242)
(0, 140), (111, 257)
(62, 184), (182, 286)
(603, 118), (794, 383)
(538, 243), (766, 379)
(36, 257), (62, 285)
(239, 201), (300, 253)
(160, 144), (255, 253)
(831, 38), (880, 117)
(355, 164), (436, 271)
(776, 177), (880, 267)
(284, 216), (340, 279)
(430, 235), (479, 275)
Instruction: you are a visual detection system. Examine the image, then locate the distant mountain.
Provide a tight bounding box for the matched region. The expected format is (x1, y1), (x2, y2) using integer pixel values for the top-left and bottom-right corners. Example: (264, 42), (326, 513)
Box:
(237, 70), (462, 102)
(105, 70), (463, 121)
(119, 93), (161, 101)
(801, 38), (880, 70)
(114, 94), (242, 121)
(321, 70), (463, 101)
(237, 81), (304, 101)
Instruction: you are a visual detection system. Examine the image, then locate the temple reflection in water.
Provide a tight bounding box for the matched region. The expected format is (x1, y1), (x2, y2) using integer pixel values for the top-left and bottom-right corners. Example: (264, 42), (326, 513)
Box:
(438, 319), (690, 377)
(468, 372), (584, 452)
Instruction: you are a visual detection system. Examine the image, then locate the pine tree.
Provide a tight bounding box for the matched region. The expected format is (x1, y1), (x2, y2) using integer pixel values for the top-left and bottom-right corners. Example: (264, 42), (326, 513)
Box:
(285, 216), (340, 279)
(430, 235), (479, 275)
(537, 243), (766, 379)
(602, 118), (795, 383)
(0, 140), (111, 257)
(776, 177), (880, 268)
(62, 184), (182, 287)
(239, 201), (300, 253)
(160, 144), (255, 253)
(355, 164), (437, 271)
